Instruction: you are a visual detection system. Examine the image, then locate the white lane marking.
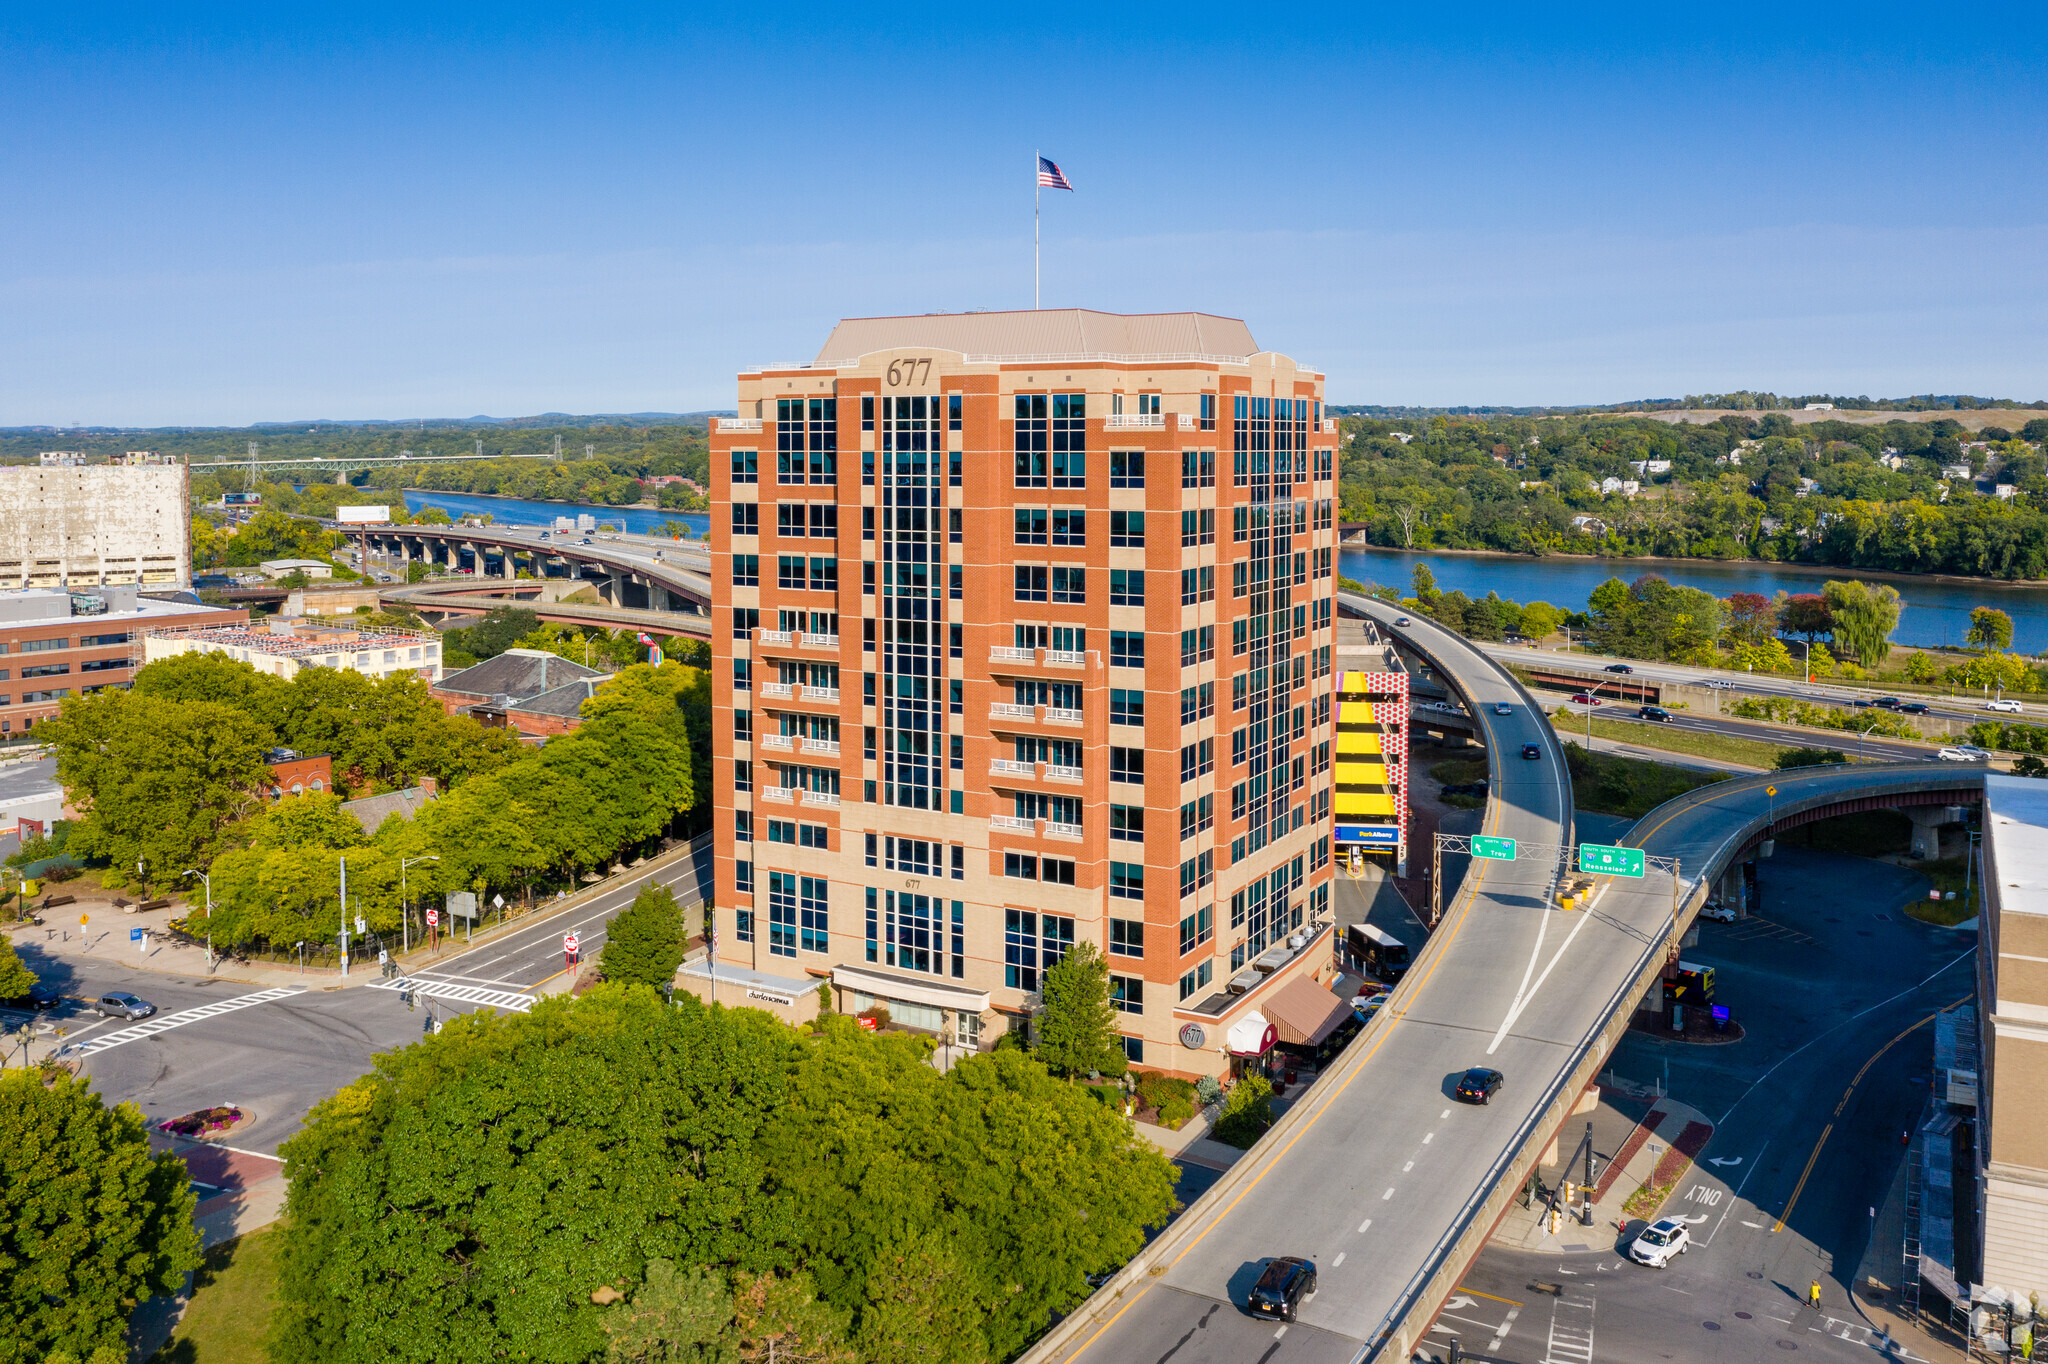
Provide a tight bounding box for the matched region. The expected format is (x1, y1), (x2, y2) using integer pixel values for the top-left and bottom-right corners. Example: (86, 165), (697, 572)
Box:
(1424, 1132), (1434, 1143)
(1332, 1252), (1346, 1268)
(1705, 1139), (1770, 1247)
(1273, 1325), (1288, 1339)
(67, 987), (307, 1057)
(410, 971), (534, 988)
(1441, 1108), (1451, 1119)
(1358, 1218), (1373, 1234)
(1382, 1187), (1395, 1200)
(1487, 885), (1603, 1055)
(370, 977), (534, 1012)
(1403, 1161), (1414, 1172)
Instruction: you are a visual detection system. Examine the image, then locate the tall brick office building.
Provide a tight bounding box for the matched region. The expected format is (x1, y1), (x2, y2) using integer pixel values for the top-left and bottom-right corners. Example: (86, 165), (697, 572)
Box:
(706, 310), (1341, 1077)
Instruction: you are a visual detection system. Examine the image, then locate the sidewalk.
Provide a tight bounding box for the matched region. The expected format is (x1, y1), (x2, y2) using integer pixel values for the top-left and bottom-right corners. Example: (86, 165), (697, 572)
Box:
(1497, 1096), (1714, 1253)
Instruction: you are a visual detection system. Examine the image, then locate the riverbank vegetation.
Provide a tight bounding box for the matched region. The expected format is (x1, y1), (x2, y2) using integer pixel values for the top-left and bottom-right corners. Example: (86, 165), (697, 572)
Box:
(1340, 411), (2048, 579)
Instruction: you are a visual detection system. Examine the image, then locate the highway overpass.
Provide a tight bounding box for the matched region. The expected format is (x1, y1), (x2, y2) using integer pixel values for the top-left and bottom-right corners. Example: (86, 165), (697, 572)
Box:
(376, 575), (712, 637)
(359, 524), (712, 612)
(1024, 596), (1987, 1364)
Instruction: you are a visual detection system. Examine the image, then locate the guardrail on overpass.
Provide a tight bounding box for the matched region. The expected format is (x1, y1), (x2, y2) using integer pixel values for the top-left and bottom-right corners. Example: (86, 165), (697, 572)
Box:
(361, 525), (711, 610)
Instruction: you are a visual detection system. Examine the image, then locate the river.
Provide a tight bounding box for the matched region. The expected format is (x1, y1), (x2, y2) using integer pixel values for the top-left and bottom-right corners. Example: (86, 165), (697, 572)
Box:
(402, 490), (710, 540)
(400, 491), (2048, 652)
(1337, 545), (2048, 652)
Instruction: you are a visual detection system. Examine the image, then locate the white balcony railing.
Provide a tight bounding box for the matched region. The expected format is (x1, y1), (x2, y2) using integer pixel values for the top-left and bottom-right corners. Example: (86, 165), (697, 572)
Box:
(990, 645), (1037, 664)
(1046, 649), (1085, 667)
(1045, 821), (1083, 840)
(1177, 412), (1207, 429)
(761, 786), (795, 803)
(757, 628), (792, 645)
(716, 417), (763, 433)
(990, 702), (1036, 721)
(1046, 707), (1083, 725)
(990, 814), (1035, 834)
(801, 686), (840, 702)
(758, 734), (794, 751)
(802, 790), (840, 808)
(800, 738), (840, 756)
(1104, 413), (1165, 430)
(990, 758), (1036, 777)
(801, 633), (839, 650)
(1046, 764), (1084, 783)
(761, 683), (793, 699)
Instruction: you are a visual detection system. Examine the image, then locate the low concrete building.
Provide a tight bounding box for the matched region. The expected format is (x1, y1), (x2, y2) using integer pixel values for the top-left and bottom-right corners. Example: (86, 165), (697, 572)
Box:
(144, 618), (443, 683)
(259, 558), (334, 580)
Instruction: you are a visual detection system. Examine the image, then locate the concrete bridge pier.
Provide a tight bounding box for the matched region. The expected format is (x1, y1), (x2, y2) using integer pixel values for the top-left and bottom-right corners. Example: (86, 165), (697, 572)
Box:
(1905, 805), (1947, 859)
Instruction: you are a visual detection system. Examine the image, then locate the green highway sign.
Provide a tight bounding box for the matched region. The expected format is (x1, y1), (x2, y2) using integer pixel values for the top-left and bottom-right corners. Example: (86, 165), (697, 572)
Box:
(1579, 843), (1646, 878)
(1471, 836), (1518, 861)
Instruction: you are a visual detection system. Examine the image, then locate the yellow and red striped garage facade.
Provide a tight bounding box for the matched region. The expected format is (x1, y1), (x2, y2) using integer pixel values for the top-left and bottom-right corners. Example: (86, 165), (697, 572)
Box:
(1333, 670), (1407, 865)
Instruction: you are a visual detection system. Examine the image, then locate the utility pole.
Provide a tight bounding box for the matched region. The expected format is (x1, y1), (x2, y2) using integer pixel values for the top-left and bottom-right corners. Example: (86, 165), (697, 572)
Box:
(553, 434), (563, 461)
(184, 869), (212, 973)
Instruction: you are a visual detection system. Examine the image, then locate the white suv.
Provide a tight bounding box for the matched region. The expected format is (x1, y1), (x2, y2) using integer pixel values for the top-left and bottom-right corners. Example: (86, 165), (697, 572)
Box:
(1628, 1217), (1691, 1267)
(1983, 698), (2024, 713)
(1938, 745), (1992, 762)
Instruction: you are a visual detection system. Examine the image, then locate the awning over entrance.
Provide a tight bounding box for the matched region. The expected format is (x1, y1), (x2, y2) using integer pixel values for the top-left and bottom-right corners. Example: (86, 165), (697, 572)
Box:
(678, 960), (816, 1009)
(829, 964), (991, 1015)
(1226, 1011), (1279, 1057)
(1263, 975), (1354, 1048)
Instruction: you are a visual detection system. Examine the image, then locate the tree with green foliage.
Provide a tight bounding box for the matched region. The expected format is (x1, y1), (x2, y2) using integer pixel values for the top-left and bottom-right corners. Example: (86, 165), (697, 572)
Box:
(1822, 580), (1902, 664)
(1211, 1074), (1275, 1149)
(0, 937), (35, 1000)
(44, 692), (272, 888)
(602, 885), (687, 990)
(1032, 941), (1125, 1080)
(852, 1231), (989, 1364)
(444, 605), (543, 662)
(1967, 606), (2016, 651)
(1517, 601), (1562, 639)
(1775, 747), (1848, 770)
(272, 987), (799, 1364)
(1410, 562), (1439, 604)
(0, 1071), (201, 1363)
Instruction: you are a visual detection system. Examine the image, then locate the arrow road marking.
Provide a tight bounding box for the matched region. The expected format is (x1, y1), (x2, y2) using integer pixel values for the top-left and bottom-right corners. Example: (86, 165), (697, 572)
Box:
(1707, 1155), (1744, 1167)
(65, 987), (307, 1058)
(1444, 1295), (1476, 1310)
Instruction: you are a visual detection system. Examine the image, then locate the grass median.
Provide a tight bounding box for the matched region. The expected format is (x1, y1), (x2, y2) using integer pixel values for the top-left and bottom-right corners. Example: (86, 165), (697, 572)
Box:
(148, 1227), (283, 1364)
(1557, 712), (1799, 771)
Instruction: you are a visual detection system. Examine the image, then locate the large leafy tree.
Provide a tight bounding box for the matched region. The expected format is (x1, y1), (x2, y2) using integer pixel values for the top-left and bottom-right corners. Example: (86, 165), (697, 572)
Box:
(273, 987), (799, 1364)
(1033, 941), (1125, 1080)
(46, 692), (272, 887)
(1967, 605), (2016, 651)
(0, 937), (35, 1000)
(0, 1071), (201, 1363)
(1821, 579), (1902, 664)
(601, 885), (687, 990)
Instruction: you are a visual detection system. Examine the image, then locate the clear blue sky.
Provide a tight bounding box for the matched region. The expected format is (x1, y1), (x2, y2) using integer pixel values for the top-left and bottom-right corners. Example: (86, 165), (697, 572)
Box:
(4, 3), (2043, 425)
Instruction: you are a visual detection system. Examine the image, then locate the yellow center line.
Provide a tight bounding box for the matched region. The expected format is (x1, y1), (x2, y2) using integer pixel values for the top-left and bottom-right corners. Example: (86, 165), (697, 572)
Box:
(1771, 993), (1969, 1233)
(1461, 1288), (1525, 1307)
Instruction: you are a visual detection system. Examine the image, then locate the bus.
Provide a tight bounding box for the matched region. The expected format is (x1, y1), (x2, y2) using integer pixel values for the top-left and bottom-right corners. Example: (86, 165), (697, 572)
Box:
(1349, 922), (1412, 982)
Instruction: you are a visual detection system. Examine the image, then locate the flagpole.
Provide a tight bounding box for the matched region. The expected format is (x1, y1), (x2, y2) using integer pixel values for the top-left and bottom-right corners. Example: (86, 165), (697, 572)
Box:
(1034, 148), (1040, 310)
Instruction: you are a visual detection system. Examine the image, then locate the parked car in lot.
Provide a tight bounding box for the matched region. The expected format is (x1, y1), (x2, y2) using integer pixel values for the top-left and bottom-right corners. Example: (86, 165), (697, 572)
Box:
(1247, 1257), (1317, 1322)
(1604, 663), (1635, 674)
(1699, 900), (1738, 923)
(1521, 743), (1542, 759)
(1455, 1067), (1504, 1104)
(91, 993), (156, 1020)
(1938, 745), (1992, 763)
(1569, 693), (1604, 706)
(1628, 1217), (1691, 1267)
(1984, 697), (2024, 713)
(3, 982), (64, 1011)
(1638, 705), (1674, 723)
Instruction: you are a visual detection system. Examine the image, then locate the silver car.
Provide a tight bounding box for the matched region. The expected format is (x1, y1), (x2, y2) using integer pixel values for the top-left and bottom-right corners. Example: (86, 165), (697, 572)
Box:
(92, 993), (157, 1020)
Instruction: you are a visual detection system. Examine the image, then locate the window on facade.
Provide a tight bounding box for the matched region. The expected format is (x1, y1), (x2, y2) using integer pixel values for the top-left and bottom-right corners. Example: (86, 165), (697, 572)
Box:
(1014, 394), (1048, 486)
(731, 449), (758, 483)
(1014, 508), (1048, 544)
(1110, 510), (1144, 547)
(1110, 975), (1144, 1015)
(1109, 804), (1144, 842)
(1110, 688), (1145, 727)
(1050, 507), (1086, 546)
(1110, 449), (1144, 488)
(1110, 630), (1144, 669)
(1109, 917), (1145, 957)
(732, 554), (759, 587)
(1014, 565), (1048, 602)
(1181, 738), (1214, 781)
(1110, 861), (1145, 899)
(1110, 746), (1144, 784)
(735, 860), (754, 894)
(731, 502), (759, 536)
(1051, 395), (1086, 487)
(1109, 569), (1144, 606)
(1051, 566), (1086, 604)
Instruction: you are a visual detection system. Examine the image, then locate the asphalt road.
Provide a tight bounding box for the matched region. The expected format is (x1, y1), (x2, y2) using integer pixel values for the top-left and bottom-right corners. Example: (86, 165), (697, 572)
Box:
(1486, 642), (2029, 728)
(1050, 596), (1579, 1363)
(1452, 843), (1975, 1364)
(408, 837), (711, 994)
(1550, 701), (1951, 764)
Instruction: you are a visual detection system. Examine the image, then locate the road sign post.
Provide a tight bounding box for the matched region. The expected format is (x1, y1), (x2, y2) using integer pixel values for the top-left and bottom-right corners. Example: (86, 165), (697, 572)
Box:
(1471, 836), (1518, 861)
(1577, 843), (1646, 878)
(565, 932), (580, 972)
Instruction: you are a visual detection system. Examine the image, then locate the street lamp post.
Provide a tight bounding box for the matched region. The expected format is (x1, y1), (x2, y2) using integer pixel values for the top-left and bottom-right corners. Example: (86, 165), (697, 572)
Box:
(400, 855), (441, 955)
(1795, 639), (1812, 686)
(1858, 721), (1881, 762)
(183, 869), (212, 973)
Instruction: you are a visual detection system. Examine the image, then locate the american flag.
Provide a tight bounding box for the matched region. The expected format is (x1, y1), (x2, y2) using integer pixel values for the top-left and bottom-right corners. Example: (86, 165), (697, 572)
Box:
(1037, 155), (1074, 191)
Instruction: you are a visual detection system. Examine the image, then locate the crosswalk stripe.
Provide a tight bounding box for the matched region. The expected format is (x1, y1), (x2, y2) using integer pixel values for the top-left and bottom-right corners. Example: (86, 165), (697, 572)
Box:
(368, 976), (535, 1013)
(67, 987), (307, 1057)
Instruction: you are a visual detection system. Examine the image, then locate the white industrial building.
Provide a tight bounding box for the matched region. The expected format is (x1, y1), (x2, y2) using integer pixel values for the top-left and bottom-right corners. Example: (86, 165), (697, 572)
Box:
(0, 465), (191, 590)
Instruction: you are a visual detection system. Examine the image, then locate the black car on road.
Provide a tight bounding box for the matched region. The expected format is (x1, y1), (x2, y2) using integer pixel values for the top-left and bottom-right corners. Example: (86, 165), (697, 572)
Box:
(1638, 705), (1673, 723)
(1604, 663), (1634, 674)
(1456, 1067), (1504, 1104)
(3, 982), (64, 1012)
(1521, 743), (1542, 759)
(1248, 1256), (1317, 1321)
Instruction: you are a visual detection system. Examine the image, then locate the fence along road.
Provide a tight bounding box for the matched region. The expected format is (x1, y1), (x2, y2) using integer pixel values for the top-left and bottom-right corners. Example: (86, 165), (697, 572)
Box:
(1025, 595), (1578, 1364)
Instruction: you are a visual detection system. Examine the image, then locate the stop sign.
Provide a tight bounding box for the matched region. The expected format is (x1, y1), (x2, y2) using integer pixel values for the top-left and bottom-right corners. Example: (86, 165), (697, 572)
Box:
(426, 908), (439, 926)
(564, 933), (580, 954)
